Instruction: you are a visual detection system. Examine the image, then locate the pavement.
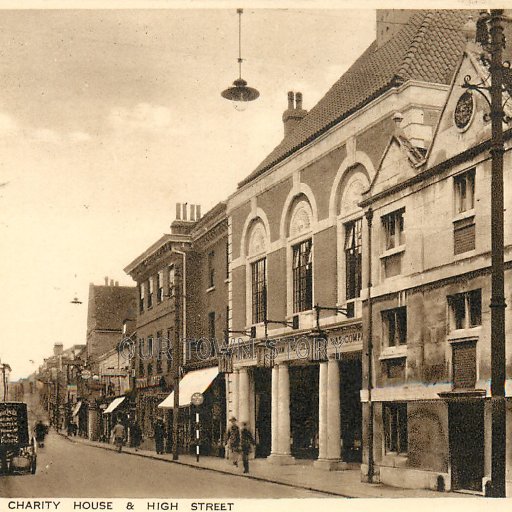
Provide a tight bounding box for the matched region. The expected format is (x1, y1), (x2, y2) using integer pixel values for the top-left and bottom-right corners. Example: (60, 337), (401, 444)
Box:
(58, 431), (469, 498)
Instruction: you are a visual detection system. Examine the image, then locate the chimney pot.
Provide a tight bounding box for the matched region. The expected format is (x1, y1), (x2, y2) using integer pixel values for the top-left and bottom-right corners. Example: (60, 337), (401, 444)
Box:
(196, 205), (201, 219)
(287, 91), (294, 110)
(115, 281), (119, 287)
(190, 204), (196, 222)
(182, 203), (188, 221)
(110, 279), (114, 286)
(296, 92), (303, 110)
(176, 203), (181, 220)
(104, 276), (108, 286)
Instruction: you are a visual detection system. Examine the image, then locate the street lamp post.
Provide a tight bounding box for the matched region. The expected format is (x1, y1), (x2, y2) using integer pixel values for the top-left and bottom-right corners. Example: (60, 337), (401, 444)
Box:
(463, 9), (510, 497)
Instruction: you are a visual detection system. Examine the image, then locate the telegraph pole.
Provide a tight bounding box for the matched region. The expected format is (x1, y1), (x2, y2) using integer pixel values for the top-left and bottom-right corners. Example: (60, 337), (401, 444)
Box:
(172, 266), (181, 460)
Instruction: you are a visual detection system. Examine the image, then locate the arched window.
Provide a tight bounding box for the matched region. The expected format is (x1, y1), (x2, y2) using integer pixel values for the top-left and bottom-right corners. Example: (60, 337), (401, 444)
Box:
(247, 220), (268, 324)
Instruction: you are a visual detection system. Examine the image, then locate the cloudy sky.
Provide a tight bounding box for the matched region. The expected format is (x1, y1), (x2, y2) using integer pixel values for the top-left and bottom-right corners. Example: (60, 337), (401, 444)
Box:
(0, 7), (379, 379)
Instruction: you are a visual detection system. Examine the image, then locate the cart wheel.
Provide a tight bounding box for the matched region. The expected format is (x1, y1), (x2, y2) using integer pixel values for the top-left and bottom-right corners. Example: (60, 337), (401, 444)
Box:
(31, 457), (37, 475)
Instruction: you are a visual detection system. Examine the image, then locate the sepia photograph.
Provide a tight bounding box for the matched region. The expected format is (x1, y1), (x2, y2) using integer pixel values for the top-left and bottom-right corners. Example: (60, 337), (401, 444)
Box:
(0, 2), (511, 508)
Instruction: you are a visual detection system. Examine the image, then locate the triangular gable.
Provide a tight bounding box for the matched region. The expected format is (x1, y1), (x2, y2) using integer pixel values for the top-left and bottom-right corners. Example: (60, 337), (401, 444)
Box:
(365, 133), (423, 198)
(426, 44), (494, 169)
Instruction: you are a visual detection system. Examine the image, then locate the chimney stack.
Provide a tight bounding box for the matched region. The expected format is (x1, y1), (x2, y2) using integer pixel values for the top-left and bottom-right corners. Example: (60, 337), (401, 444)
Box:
(53, 343), (64, 357)
(110, 279), (114, 286)
(115, 281), (119, 287)
(282, 91), (307, 137)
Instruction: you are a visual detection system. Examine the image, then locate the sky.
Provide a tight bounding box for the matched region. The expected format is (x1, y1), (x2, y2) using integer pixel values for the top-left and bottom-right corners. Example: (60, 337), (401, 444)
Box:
(0, 7), (378, 380)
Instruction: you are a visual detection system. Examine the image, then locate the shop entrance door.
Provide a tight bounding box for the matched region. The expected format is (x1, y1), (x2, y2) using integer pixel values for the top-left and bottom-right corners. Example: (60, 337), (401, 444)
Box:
(449, 400), (484, 492)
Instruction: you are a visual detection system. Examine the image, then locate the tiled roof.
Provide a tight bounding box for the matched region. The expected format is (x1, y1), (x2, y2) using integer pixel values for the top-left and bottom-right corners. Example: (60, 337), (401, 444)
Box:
(238, 10), (474, 188)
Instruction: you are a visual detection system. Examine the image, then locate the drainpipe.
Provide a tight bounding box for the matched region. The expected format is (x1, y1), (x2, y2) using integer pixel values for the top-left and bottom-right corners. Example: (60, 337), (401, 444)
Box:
(172, 250), (187, 359)
(171, 249), (186, 461)
(364, 207), (375, 483)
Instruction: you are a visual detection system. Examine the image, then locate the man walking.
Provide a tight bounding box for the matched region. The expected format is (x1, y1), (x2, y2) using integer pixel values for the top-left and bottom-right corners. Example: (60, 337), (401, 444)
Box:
(225, 417), (240, 467)
(111, 418), (125, 453)
(240, 422), (255, 474)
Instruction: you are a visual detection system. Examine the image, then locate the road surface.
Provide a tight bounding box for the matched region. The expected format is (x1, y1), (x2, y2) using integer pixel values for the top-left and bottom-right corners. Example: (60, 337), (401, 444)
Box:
(0, 432), (326, 498)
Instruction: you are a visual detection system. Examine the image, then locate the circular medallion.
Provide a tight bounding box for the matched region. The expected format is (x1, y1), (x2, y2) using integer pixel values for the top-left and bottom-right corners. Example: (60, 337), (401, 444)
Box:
(454, 91), (474, 130)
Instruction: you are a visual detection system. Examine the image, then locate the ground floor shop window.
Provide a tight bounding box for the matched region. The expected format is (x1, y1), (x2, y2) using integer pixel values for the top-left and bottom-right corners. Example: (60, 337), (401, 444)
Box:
(383, 402), (407, 455)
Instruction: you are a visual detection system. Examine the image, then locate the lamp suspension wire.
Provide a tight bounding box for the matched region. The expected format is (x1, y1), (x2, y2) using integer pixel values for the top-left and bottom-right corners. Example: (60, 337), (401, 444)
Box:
(238, 8), (243, 79)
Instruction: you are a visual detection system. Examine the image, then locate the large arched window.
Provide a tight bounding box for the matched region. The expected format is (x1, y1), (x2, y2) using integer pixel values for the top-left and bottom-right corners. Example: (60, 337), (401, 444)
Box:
(247, 220), (268, 324)
(288, 199), (313, 313)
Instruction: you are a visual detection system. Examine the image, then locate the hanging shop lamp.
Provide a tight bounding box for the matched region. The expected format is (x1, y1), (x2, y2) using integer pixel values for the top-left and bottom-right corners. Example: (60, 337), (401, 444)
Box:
(221, 8), (260, 111)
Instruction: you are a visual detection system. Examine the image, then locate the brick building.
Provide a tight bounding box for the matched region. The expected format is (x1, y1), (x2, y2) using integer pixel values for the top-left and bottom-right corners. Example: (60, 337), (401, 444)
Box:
(125, 202), (228, 455)
(225, 9), (475, 472)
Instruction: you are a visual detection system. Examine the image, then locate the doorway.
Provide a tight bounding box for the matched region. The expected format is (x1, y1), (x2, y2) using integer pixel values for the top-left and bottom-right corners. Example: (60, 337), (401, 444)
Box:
(339, 354), (362, 462)
(290, 364), (319, 459)
(254, 367), (271, 457)
(449, 400), (484, 492)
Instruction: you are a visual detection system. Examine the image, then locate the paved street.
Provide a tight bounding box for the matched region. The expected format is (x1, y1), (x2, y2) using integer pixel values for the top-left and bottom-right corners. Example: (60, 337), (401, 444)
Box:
(0, 432), (326, 498)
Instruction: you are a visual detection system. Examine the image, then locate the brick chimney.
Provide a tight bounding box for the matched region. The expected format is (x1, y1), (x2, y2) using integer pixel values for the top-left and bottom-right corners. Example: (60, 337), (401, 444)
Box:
(282, 91), (307, 137)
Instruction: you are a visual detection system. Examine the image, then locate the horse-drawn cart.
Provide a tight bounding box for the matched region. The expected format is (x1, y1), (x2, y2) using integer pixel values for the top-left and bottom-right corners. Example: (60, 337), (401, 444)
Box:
(0, 402), (37, 475)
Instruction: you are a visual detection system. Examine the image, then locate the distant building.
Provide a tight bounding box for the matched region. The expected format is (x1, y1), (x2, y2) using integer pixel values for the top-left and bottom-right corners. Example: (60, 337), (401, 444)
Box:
(0, 361), (11, 401)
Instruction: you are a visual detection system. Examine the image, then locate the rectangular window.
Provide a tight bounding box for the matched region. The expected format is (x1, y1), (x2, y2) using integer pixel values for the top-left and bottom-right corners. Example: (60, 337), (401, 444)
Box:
(147, 336), (153, 357)
(345, 218), (362, 300)
(156, 331), (163, 373)
(382, 209), (405, 251)
(382, 307), (407, 347)
(157, 270), (164, 303)
(208, 251), (215, 288)
(383, 403), (408, 454)
(138, 338), (145, 358)
(448, 289), (482, 330)
(147, 278), (154, 308)
(454, 169), (475, 214)
(292, 239), (313, 313)
(166, 327), (174, 370)
(454, 217), (475, 254)
(251, 258), (267, 324)
(453, 340), (477, 389)
(208, 312), (216, 341)
(139, 284), (145, 313)
(168, 265), (175, 298)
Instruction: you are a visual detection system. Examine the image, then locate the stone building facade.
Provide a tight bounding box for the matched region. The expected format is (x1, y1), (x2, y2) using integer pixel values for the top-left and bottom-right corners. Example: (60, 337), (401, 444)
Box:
(359, 30), (512, 493)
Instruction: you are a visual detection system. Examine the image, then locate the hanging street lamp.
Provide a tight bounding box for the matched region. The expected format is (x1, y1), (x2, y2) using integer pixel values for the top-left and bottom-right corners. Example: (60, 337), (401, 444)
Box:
(221, 8), (260, 111)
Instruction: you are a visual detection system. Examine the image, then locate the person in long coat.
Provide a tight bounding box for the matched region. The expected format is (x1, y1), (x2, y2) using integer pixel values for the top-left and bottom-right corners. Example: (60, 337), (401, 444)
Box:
(240, 422), (255, 474)
(225, 417), (240, 466)
(154, 419), (166, 455)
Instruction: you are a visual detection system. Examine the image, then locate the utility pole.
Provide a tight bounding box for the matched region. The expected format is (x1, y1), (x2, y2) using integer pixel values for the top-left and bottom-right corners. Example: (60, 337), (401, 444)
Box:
(172, 266), (181, 460)
(488, 10), (507, 498)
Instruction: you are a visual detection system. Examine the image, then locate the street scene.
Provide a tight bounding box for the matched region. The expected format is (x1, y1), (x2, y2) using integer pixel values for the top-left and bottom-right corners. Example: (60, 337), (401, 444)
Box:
(1, 5), (512, 502)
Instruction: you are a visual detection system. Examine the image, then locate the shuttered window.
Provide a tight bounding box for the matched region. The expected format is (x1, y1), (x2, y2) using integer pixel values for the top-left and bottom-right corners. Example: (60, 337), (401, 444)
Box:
(454, 217), (475, 254)
(453, 340), (477, 389)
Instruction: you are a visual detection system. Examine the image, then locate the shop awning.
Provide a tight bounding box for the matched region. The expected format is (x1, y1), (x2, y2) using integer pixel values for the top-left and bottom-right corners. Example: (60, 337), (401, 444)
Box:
(158, 367), (218, 408)
(103, 396), (126, 414)
(72, 401), (82, 417)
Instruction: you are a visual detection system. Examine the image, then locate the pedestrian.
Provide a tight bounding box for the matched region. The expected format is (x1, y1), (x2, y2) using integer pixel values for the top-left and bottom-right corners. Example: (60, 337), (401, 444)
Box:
(111, 418), (126, 453)
(225, 417), (240, 467)
(240, 422), (255, 474)
(154, 418), (166, 455)
(130, 421), (142, 451)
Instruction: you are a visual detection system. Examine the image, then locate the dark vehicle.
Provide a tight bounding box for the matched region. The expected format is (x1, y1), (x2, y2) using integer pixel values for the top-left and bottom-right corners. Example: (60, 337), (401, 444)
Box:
(0, 402), (37, 475)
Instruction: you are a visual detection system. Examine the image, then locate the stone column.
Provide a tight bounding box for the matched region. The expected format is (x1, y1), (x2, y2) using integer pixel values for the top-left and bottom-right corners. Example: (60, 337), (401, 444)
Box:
(238, 367), (250, 425)
(327, 358), (342, 462)
(270, 365), (279, 456)
(315, 358), (346, 470)
(314, 362), (328, 466)
(278, 363), (291, 456)
(230, 370), (239, 423)
(268, 363), (294, 465)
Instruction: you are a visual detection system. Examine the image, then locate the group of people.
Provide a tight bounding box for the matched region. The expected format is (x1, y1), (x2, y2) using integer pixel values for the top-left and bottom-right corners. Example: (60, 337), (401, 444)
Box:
(225, 417), (255, 474)
(109, 417), (165, 454)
